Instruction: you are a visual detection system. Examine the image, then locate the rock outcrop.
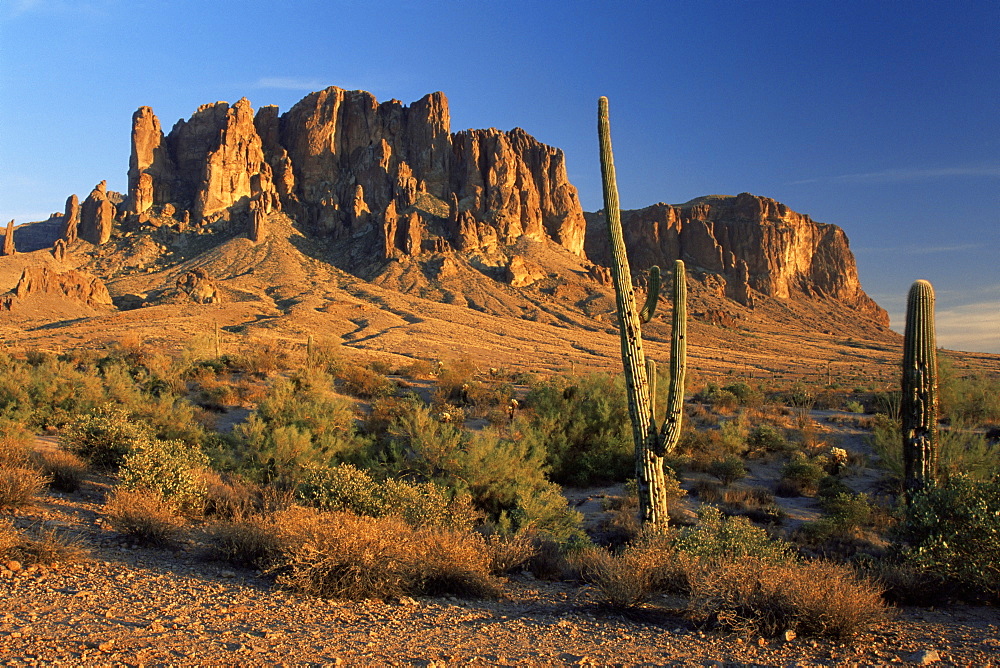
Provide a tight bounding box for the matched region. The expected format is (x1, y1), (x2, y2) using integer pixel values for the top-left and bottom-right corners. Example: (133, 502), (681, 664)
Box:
(79, 181), (115, 245)
(125, 87), (587, 262)
(0, 267), (113, 311)
(585, 193), (887, 324)
(175, 268), (220, 304)
(2, 220), (15, 256)
(62, 194), (80, 243)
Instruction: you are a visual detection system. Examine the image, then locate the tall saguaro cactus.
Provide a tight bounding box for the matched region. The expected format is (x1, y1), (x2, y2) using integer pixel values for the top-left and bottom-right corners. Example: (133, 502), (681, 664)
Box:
(598, 96), (687, 527)
(902, 279), (938, 502)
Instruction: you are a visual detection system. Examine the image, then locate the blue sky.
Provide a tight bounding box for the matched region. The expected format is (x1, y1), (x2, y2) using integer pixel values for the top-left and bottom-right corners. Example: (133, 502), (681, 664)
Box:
(1, 0), (997, 353)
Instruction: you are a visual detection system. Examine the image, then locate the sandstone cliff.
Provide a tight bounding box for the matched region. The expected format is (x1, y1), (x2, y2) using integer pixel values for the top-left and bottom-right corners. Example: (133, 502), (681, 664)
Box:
(125, 87), (586, 261)
(585, 193), (888, 324)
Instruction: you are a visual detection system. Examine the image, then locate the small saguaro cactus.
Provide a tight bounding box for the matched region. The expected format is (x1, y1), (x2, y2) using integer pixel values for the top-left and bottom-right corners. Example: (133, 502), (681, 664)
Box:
(598, 96), (687, 528)
(901, 279), (938, 502)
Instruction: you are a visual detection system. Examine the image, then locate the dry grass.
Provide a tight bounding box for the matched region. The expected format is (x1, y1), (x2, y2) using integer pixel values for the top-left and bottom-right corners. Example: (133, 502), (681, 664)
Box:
(31, 449), (87, 492)
(212, 506), (501, 600)
(104, 488), (184, 546)
(484, 532), (536, 575)
(685, 557), (888, 639)
(0, 519), (86, 565)
(0, 429), (32, 466)
(576, 531), (680, 607)
(0, 464), (48, 509)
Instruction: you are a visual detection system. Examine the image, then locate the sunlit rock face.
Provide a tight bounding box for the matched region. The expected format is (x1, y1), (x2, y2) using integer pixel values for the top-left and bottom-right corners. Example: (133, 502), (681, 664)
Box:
(585, 193), (888, 324)
(126, 87), (587, 260)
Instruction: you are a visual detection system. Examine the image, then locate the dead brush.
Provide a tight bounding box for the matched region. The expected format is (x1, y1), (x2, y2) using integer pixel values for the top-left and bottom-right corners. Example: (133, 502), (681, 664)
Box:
(104, 488), (184, 546)
(483, 531), (536, 575)
(217, 506), (501, 599)
(685, 557), (888, 639)
(0, 519), (86, 565)
(31, 449), (87, 493)
(576, 531), (679, 608)
(0, 464), (48, 509)
(0, 431), (31, 467)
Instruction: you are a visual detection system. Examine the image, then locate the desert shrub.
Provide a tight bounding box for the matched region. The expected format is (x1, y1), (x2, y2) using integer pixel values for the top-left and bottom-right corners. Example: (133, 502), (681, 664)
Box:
(781, 382), (815, 410)
(483, 531), (536, 575)
(777, 457), (826, 497)
(721, 382), (765, 408)
(685, 557), (887, 639)
(104, 488), (184, 546)
(119, 438), (209, 509)
(746, 424), (790, 455)
(674, 506), (794, 565)
(521, 374), (632, 485)
(578, 530), (677, 607)
(297, 463), (477, 530)
(335, 363), (395, 399)
(801, 492), (877, 546)
(938, 358), (1000, 425)
(378, 403), (583, 542)
(61, 404), (154, 469)
(894, 475), (1000, 600)
(0, 425), (33, 466)
(199, 471), (257, 519)
(232, 371), (368, 484)
(208, 513), (284, 568)
(0, 465), (47, 509)
(232, 507), (500, 599)
(845, 400), (866, 414)
(30, 449), (87, 492)
(0, 519), (86, 565)
(709, 455), (747, 486)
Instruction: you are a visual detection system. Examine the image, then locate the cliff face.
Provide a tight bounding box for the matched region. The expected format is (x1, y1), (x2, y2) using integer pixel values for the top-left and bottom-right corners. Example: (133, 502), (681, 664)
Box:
(126, 87), (586, 260)
(585, 193), (888, 324)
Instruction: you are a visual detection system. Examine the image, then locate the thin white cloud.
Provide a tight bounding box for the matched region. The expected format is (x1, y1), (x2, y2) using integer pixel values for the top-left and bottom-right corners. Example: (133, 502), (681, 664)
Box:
(253, 77), (328, 91)
(789, 166), (1000, 186)
(855, 243), (981, 255)
(888, 301), (1000, 354)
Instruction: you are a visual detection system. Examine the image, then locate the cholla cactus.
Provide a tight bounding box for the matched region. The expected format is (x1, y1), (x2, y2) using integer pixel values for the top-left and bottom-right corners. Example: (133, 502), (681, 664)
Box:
(598, 97), (687, 528)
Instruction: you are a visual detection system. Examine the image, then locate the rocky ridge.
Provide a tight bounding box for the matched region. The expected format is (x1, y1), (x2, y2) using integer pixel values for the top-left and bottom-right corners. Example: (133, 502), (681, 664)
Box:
(585, 194), (887, 324)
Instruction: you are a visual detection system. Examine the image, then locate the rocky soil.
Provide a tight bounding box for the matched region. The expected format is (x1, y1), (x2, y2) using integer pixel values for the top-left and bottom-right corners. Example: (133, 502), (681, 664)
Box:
(3, 451), (999, 667)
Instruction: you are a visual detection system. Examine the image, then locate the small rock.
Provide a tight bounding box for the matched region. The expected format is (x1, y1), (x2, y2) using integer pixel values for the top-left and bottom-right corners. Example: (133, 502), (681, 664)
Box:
(219, 570), (236, 578)
(783, 629), (797, 642)
(5, 560), (22, 572)
(909, 649), (940, 665)
(98, 640), (115, 652)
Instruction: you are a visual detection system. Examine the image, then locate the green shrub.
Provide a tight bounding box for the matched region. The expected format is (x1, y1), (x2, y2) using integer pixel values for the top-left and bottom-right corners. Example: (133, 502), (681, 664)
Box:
(674, 506), (794, 564)
(232, 371), (368, 484)
(379, 404), (583, 542)
(938, 357), (1000, 425)
(521, 374), (632, 485)
(119, 438), (209, 509)
(61, 405), (153, 469)
(709, 455), (747, 486)
(746, 423), (789, 454)
(777, 458), (826, 497)
(894, 475), (1000, 600)
(845, 400), (866, 414)
(297, 463), (477, 530)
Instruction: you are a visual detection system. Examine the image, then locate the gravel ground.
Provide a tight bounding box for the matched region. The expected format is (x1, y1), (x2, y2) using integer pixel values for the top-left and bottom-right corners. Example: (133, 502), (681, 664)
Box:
(2, 475), (999, 666)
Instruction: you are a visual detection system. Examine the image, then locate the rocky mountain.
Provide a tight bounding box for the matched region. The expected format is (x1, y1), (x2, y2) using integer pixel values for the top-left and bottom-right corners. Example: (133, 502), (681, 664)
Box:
(0, 86), (910, 377)
(124, 87), (586, 266)
(585, 194), (887, 324)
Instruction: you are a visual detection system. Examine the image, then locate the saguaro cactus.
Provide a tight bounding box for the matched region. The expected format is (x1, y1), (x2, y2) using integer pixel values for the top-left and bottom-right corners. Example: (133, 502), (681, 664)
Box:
(901, 279), (938, 501)
(598, 96), (687, 528)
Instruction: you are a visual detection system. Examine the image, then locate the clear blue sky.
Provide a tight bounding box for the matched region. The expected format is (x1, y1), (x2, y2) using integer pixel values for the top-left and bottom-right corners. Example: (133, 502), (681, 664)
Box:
(2, 0), (997, 353)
